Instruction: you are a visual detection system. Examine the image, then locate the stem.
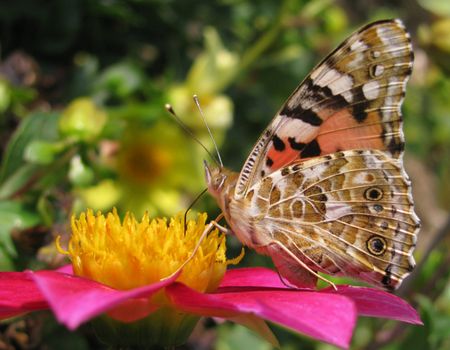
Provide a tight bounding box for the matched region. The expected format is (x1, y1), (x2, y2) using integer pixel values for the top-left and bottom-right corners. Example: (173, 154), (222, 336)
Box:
(237, 0), (290, 73)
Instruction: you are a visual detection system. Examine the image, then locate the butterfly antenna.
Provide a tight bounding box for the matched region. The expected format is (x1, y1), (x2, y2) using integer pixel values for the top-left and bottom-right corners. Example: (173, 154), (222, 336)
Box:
(183, 187), (208, 234)
(193, 95), (224, 167)
(165, 103), (219, 165)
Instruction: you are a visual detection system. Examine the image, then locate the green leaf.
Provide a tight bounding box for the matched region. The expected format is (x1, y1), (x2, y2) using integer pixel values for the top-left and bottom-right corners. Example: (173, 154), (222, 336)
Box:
(0, 79), (11, 113)
(0, 245), (16, 270)
(0, 163), (40, 200)
(94, 62), (143, 99)
(24, 140), (64, 165)
(41, 318), (90, 350)
(0, 201), (41, 260)
(413, 295), (450, 349)
(0, 112), (60, 184)
(59, 98), (107, 142)
(68, 155), (94, 187)
(37, 194), (55, 227)
(217, 324), (272, 350)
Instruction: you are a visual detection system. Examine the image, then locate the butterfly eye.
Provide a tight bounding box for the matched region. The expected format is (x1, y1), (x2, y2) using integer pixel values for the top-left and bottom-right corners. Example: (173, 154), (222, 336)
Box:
(215, 175), (226, 189)
(364, 187), (383, 201)
(367, 236), (387, 256)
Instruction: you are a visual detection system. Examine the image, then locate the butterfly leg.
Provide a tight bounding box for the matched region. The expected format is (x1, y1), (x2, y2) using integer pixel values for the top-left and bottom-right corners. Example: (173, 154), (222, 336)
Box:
(161, 213), (226, 281)
(211, 221), (232, 235)
(271, 240), (337, 291)
(202, 212), (233, 235)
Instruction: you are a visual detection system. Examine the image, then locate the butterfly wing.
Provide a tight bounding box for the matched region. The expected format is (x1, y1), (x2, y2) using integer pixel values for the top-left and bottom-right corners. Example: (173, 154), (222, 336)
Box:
(235, 19), (413, 198)
(248, 150), (419, 290)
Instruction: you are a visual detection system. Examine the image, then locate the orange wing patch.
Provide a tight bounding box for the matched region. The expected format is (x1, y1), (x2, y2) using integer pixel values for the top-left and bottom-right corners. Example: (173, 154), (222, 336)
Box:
(317, 109), (385, 155)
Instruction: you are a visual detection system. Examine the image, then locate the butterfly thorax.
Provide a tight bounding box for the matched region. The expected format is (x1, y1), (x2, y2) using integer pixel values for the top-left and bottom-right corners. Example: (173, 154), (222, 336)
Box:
(204, 162), (270, 249)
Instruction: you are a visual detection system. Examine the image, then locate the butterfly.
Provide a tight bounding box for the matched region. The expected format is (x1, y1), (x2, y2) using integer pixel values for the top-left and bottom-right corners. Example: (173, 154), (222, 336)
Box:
(204, 19), (420, 291)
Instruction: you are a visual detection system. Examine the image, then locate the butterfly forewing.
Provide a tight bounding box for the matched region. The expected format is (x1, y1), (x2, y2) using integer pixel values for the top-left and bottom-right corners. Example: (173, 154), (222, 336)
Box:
(235, 19), (413, 198)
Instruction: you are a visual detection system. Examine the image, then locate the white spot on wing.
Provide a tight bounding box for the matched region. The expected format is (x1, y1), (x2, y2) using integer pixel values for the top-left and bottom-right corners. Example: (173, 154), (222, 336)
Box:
(328, 74), (354, 102)
(350, 40), (368, 51)
(341, 91), (354, 103)
(362, 81), (380, 100)
(313, 68), (354, 103)
(301, 164), (327, 182)
(324, 202), (353, 220)
(377, 26), (394, 46)
(277, 118), (318, 143)
(373, 64), (384, 77)
(310, 63), (327, 81)
(371, 50), (381, 58)
(316, 68), (342, 86)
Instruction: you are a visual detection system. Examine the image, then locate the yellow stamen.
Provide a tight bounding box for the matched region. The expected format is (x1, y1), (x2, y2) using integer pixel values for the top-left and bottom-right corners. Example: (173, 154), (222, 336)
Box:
(64, 209), (243, 293)
(55, 236), (69, 255)
(226, 247), (245, 266)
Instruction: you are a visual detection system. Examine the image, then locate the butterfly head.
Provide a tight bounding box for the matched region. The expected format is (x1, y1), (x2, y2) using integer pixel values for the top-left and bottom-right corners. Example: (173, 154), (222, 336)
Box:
(204, 160), (228, 197)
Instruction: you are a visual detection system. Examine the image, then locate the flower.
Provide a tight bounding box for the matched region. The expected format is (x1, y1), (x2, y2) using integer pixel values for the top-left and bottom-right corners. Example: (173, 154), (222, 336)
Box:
(59, 98), (107, 142)
(63, 209), (233, 293)
(167, 27), (235, 146)
(0, 210), (422, 349)
(79, 120), (206, 216)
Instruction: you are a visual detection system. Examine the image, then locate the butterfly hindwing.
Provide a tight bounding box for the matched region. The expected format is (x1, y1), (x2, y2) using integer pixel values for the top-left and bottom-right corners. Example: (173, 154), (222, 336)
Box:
(235, 19), (413, 198)
(247, 150), (419, 290)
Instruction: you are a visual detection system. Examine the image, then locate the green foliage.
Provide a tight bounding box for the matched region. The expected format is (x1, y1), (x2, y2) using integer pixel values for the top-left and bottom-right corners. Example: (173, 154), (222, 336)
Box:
(0, 0), (449, 349)
(0, 200), (41, 269)
(217, 324), (273, 350)
(0, 112), (60, 184)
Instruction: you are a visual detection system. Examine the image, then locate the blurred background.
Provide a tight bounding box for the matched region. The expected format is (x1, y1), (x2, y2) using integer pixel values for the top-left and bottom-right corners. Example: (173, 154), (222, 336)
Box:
(0, 0), (449, 349)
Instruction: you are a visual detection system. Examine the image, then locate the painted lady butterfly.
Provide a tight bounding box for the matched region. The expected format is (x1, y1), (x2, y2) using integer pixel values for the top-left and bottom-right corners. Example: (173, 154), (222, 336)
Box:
(205, 19), (420, 291)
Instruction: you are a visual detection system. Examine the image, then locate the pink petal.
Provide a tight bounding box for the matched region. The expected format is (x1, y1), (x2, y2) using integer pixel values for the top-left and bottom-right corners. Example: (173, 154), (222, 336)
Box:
(323, 285), (423, 325)
(219, 267), (290, 289)
(30, 270), (180, 329)
(166, 282), (356, 349)
(222, 269), (422, 325)
(0, 272), (48, 318)
(56, 264), (73, 274)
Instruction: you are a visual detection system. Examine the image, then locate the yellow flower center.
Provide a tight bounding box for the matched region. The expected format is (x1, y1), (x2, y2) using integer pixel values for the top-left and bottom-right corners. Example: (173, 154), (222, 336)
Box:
(59, 209), (243, 293)
(118, 140), (172, 185)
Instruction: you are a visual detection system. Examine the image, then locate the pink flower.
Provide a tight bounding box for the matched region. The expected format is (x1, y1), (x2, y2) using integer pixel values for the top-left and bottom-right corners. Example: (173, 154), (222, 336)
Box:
(0, 266), (421, 349)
